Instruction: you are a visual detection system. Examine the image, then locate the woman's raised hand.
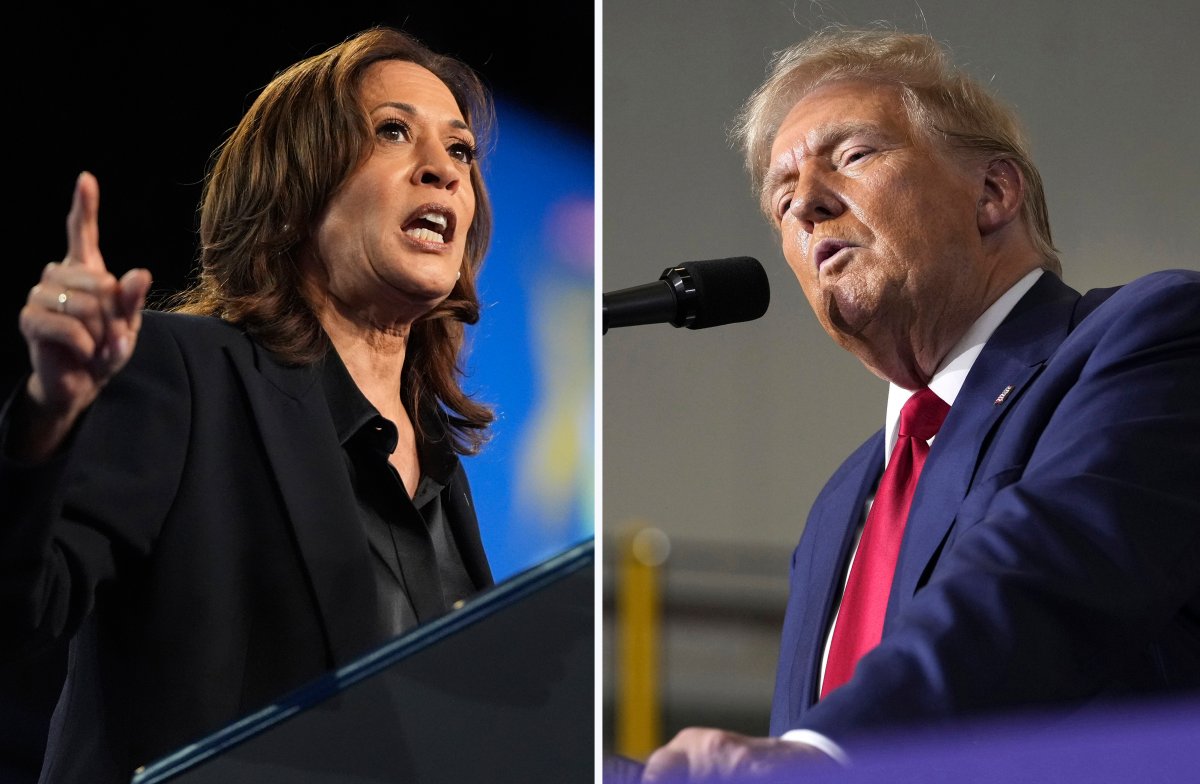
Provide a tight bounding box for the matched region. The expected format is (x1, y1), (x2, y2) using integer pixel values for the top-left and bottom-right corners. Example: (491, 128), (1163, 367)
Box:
(16, 172), (152, 459)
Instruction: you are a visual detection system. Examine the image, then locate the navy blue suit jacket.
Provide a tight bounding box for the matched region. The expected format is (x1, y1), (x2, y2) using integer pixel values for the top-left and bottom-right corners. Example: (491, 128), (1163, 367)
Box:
(769, 269), (1200, 744)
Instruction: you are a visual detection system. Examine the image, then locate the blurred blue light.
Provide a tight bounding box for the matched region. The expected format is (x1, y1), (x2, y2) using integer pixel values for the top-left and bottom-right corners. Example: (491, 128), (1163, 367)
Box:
(464, 101), (595, 581)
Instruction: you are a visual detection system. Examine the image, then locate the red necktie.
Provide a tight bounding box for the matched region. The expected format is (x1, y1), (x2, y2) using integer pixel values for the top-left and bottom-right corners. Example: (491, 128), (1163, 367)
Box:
(821, 387), (950, 699)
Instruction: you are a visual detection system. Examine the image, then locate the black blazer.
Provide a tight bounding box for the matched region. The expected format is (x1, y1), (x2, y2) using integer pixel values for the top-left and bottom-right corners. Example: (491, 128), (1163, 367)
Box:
(0, 311), (493, 782)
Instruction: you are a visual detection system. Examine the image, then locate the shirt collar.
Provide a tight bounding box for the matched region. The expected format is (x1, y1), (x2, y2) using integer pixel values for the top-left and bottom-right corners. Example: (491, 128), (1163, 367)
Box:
(318, 345), (459, 485)
(319, 345), (383, 448)
(883, 268), (1043, 463)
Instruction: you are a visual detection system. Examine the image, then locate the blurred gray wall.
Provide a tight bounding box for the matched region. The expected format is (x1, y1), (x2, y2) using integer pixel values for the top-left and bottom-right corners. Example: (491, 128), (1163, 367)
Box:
(601, 0), (1200, 748)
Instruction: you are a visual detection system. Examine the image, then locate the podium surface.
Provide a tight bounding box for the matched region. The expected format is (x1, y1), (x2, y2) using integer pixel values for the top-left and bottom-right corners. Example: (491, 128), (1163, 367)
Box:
(133, 539), (594, 784)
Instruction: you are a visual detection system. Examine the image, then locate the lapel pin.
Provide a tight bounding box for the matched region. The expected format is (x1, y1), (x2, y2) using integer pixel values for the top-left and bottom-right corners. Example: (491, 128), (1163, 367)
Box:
(993, 385), (1015, 405)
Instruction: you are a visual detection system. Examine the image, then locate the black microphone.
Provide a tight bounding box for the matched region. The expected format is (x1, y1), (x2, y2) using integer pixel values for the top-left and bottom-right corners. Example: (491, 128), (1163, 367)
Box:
(602, 257), (770, 333)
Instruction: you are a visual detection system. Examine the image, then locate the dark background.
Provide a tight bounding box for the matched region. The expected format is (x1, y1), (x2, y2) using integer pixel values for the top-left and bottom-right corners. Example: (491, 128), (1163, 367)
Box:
(7, 3), (593, 396)
(4, 4), (593, 778)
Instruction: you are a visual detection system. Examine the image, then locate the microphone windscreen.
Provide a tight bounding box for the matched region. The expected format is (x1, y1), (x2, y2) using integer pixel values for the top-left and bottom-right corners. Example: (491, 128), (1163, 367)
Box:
(683, 257), (770, 329)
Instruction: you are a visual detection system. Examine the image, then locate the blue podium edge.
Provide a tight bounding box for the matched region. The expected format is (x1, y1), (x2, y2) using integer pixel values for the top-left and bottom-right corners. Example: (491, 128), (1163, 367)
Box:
(132, 537), (595, 783)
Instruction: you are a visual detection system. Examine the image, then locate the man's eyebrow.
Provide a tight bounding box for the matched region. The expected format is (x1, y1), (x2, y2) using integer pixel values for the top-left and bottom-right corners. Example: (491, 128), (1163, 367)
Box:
(371, 101), (472, 133)
(818, 120), (886, 145)
(761, 121), (890, 199)
(761, 161), (796, 206)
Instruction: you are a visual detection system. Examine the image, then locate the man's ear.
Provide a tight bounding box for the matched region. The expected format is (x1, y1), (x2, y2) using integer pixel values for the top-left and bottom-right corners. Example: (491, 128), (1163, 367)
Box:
(977, 158), (1024, 236)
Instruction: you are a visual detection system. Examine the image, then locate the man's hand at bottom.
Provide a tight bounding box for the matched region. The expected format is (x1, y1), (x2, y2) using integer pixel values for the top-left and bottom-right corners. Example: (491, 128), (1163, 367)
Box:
(641, 728), (838, 783)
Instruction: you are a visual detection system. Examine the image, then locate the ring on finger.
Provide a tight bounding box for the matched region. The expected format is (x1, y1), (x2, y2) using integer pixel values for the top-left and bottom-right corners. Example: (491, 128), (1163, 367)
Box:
(57, 290), (71, 314)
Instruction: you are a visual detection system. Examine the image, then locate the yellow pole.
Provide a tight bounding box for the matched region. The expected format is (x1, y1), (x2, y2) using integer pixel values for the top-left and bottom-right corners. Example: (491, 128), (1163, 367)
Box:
(616, 524), (670, 760)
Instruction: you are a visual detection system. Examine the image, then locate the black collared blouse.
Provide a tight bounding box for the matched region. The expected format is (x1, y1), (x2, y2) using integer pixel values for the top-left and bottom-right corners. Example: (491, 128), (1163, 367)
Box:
(319, 349), (477, 638)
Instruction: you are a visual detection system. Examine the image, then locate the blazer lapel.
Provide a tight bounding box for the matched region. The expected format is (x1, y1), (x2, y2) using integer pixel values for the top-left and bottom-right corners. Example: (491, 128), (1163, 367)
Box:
(443, 462), (494, 590)
(227, 340), (381, 666)
(784, 433), (882, 715)
(887, 273), (1082, 624)
(416, 406), (493, 591)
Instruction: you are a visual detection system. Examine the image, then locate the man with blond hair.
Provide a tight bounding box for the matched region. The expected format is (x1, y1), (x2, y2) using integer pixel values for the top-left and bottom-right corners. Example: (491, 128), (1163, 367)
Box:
(639, 27), (1199, 783)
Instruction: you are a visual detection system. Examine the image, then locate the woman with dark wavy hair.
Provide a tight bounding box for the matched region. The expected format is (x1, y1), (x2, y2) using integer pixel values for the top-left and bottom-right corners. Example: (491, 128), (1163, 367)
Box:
(3, 26), (499, 782)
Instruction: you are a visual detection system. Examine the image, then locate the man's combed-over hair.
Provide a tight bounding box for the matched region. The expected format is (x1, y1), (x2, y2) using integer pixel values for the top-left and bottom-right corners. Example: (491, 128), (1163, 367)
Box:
(730, 27), (1060, 274)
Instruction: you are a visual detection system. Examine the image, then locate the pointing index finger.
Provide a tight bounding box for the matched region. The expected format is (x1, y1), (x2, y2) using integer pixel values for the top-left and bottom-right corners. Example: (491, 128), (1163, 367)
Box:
(65, 171), (106, 271)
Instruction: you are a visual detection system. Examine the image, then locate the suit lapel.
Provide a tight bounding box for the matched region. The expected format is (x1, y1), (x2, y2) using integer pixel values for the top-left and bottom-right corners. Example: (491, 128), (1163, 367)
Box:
(227, 340), (381, 665)
(887, 273), (1082, 623)
(784, 433), (882, 715)
(416, 406), (493, 591)
(442, 462), (494, 590)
